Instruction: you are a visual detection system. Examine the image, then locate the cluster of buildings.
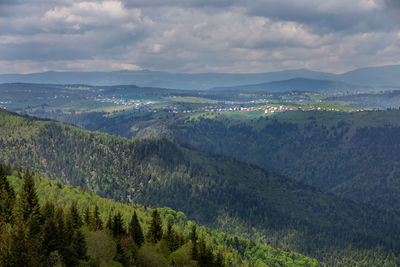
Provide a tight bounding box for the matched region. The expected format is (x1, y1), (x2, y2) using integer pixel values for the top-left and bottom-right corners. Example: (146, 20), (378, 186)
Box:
(93, 95), (152, 108)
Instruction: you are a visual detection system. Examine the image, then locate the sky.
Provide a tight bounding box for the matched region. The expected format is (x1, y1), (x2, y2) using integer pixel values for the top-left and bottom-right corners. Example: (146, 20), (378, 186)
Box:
(0, 0), (400, 74)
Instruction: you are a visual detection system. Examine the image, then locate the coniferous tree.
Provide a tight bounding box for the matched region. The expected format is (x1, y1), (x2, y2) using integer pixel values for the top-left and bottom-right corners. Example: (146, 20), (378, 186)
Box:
(191, 224), (198, 260)
(106, 213), (113, 232)
(198, 236), (214, 267)
(128, 211), (144, 247)
(114, 240), (129, 266)
(146, 209), (163, 243)
(7, 222), (30, 267)
(83, 206), (91, 226)
(71, 230), (88, 261)
(40, 201), (55, 224)
(15, 170), (40, 228)
(66, 202), (82, 230)
(54, 206), (66, 252)
(112, 212), (126, 237)
(164, 220), (179, 252)
(0, 164), (15, 224)
(91, 204), (103, 231)
(42, 216), (58, 257)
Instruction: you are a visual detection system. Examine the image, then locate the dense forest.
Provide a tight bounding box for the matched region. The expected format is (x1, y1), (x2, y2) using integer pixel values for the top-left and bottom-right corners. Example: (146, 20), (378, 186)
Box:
(1, 108), (400, 265)
(65, 108), (400, 214)
(162, 110), (400, 213)
(0, 162), (322, 266)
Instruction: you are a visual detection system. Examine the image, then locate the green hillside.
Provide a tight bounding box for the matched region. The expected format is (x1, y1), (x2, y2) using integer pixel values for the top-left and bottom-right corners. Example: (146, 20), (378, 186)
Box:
(0, 163), (322, 266)
(1, 108), (400, 265)
(144, 109), (400, 213)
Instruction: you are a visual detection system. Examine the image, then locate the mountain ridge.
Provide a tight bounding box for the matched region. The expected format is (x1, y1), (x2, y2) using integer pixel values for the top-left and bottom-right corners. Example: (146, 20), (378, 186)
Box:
(1, 65), (399, 90)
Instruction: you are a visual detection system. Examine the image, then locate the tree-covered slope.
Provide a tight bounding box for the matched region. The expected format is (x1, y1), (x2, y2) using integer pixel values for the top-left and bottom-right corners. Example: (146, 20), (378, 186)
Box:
(1, 164), (323, 266)
(1, 108), (400, 264)
(147, 110), (400, 213)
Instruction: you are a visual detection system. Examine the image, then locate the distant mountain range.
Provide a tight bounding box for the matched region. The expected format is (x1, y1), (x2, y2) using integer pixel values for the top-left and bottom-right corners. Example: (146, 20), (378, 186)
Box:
(212, 77), (363, 93)
(0, 65), (399, 90)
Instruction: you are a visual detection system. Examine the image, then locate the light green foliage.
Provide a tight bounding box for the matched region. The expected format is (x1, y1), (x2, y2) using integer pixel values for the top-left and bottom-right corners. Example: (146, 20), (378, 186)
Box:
(3, 171), (324, 266)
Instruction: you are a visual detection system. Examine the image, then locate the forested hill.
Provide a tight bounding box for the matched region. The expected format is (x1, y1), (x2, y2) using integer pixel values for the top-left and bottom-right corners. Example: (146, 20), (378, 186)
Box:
(1, 108), (400, 265)
(1, 163), (322, 266)
(156, 110), (400, 214)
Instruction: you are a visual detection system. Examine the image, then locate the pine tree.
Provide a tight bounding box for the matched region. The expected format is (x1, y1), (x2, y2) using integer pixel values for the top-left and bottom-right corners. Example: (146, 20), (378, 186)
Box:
(14, 169), (41, 236)
(0, 174), (15, 224)
(83, 206), (91, 226)
(7, 222), (30, 267)
(62, 228), (88, 266)
(42, 216), (58, 256)
(146, 209), (163, 243)
(112, 212), (126, 237)
(71, 230), (88, 261)
(165, 221), (179, 252)
(40, 201), (55, 224)
(91, 204), (103, 231)
(191, 224), (198, 260)
(54, 206), (66, 252)
(129, 211), (144, 247)
(198, 236), (214, 267)
(66, 202), (82, 230)
(106, 213), (113, 231)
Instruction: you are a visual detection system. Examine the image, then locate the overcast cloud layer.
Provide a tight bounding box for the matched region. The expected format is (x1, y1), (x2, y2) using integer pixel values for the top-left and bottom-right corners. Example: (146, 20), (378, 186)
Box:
(0, 0), (400, 74)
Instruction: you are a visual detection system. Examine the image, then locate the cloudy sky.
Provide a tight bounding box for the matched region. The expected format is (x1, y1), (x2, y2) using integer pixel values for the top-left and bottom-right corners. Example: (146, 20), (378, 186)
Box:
(0, 0), (400, 74)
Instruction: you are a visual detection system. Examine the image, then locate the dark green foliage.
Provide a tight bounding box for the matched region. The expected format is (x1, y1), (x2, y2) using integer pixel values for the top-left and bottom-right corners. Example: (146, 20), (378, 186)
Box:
(198, 236), (214, 267)
(66, 202), (83, 230)
(129, 211), (144, 247)
(191, 225), (198, 261)
(84, 206), (91, 226)
(0, 166), (15, 223)
(112, 212), (126, 237)
(91, 204), (103, 231)
(15, 170), (41, 238)
(106, 213), (113, 232)
(164, 221), (179, 252)
(147, 209), (163, 243)
(42, 216), (58, 256)
(2, 109), (400, 264)
(114, 240), (129, 266)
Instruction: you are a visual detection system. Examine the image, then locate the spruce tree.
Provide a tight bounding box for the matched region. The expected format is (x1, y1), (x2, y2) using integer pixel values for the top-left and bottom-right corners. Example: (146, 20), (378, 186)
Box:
(112, 212), (126, 237)
(146, 209), (163, 243)
(106, 213), (113, 231)
(7, 222), (30, 267)
(42, 216), (58, 256)
(40, 201), (55, 224)
(66, 202), (82, 230)
(0, 176), (15, 224)
(14, 169), (41, 236)
(191, 224), (198, 260)
(71, 230), (88, 261)
(128, 211), (144, 247)
(91, 204), (103, 231)
(165, 221), (179, 252)
(54, 206), (66, 252)
(83, 206), (91, 226)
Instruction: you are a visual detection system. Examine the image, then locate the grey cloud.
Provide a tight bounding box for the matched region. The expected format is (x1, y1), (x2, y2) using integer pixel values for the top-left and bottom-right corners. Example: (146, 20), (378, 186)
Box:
(0, 0), (399, 74)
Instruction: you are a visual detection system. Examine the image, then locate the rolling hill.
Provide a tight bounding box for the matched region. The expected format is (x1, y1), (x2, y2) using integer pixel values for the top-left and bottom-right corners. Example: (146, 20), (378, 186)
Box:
(1, 108), (400, 264)
(1, 163), (323, 266)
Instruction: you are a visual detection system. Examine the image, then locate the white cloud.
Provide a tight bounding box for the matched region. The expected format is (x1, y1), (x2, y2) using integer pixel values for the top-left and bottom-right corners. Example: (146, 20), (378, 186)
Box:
(0, 0), (399, 74)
